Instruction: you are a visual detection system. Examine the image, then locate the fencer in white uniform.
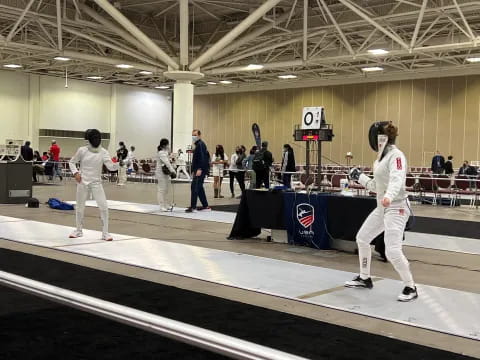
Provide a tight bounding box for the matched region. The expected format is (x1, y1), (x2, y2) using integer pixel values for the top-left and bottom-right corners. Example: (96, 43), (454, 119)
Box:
(69, 129), (119, 241)
(346, 122), (417, 302)
(176, 149), (190, 180)
(156, 139), (176, 211)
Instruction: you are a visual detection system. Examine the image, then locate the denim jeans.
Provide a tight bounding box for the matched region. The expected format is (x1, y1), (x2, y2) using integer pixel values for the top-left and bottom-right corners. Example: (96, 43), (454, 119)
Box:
(190, 172), (208, 209)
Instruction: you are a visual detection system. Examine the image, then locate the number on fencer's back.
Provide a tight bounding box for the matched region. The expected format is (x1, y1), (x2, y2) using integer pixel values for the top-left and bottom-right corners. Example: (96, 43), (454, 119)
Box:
(252, 151), (266, 172)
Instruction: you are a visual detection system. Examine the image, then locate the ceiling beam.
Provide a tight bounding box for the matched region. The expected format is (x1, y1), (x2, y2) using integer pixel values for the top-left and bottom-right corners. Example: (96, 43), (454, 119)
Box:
(6, 0), (35, 42)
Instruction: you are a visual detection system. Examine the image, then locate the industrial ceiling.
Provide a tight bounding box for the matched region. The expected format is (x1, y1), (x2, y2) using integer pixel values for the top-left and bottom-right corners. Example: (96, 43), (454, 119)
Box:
(1, 0), (480, 93)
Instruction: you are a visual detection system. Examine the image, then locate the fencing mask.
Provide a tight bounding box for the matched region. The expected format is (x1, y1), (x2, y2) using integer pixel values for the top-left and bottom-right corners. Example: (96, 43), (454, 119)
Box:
(85, 129), (102, 148)
(368, 122), (390, 160)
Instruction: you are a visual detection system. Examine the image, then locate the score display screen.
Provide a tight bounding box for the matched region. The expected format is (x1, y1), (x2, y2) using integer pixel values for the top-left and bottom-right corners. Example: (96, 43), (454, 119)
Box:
(302, 135), (319, 141)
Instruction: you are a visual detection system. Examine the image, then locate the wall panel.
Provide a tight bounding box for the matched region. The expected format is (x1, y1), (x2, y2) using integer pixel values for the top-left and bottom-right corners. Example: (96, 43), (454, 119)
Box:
(194, 75), (480, 167)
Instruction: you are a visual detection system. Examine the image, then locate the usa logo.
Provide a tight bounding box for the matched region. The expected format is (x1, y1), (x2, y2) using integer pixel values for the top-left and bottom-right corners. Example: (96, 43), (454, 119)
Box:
(297, 203), (314, 228)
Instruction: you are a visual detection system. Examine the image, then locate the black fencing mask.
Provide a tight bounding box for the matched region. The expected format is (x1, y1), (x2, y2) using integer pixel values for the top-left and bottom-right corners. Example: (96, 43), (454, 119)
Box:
(85, 129), (102, 148)
(368, 121), (390, 151)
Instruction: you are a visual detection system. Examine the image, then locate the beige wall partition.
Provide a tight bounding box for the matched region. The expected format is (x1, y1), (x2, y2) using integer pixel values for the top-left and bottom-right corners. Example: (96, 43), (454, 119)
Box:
(193, 75), (480, 168)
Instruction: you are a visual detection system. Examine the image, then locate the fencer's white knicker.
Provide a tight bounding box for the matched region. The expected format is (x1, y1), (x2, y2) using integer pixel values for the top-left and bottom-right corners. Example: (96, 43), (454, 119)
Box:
(357, 199), (414, 288)
(177, 165), (190, 180)
(118, 165), (127, 185)
(75, 182), (109, 236)
(156, 174), (171, 209)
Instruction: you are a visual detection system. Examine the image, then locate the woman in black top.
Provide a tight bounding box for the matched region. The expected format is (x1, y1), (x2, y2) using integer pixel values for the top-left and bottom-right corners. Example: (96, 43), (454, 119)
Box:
(281, 144), (296, 189)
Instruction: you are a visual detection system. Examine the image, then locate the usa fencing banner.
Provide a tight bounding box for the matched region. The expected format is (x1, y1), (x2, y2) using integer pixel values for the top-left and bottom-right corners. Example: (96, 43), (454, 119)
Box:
(283, 192), (330, 249)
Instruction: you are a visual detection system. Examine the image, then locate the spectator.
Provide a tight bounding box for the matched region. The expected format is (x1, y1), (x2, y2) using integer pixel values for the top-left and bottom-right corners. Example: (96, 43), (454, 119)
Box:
(32, 151), (44, 183)
(444, 155), (454, 176)
(116, 141), (129, 186)
(229, 146), (246, 198)
(212, 145), (228, 198)
(459, 161), (478, 189)
(49, 140), (63, 181)
(245, 146), (257, 189)
(128, 146), (136, 172)
(431, 150), (445, 174)
(176, 149), (190, 180)
(253, 141), (273, 189)
(42, 152), (49, 161)
(155, 139), (176, 211)
(186, 129), (210, 213)
(281, 144), (296, 189)
(20, 141), (33, 161)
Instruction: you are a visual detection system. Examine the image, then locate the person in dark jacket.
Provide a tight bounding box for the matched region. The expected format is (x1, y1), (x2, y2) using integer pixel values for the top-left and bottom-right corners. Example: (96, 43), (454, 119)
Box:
(21, 141), (33, 161)
(281, 144), (296, 189)
(444, 155), (454, 176)
(253, 141), (274, 189)
(186, 129), (210, 213)
(431, 151), (445, 174)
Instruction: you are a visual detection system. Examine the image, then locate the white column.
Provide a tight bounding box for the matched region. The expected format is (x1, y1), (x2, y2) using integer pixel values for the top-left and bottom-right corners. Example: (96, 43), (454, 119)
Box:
(109, 84), (117, 155)
(172, 81), (194, 152)
(28, 74), (40, 150)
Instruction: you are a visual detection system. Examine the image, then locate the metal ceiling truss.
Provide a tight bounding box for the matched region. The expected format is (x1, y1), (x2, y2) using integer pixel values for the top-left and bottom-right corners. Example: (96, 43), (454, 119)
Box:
(0, 0), (479, 90)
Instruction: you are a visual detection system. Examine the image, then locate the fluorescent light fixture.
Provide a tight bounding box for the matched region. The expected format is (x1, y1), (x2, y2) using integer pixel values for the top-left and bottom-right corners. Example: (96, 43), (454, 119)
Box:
(116, 64), (133, 69)
(361, 66), (384, 72)
(86, 76), (103, 80)
(207, 81), (217, 85)
(466, 57), (480, 63)
(3, 64), (22, 68)
(54, 56), (71, 61)
(138, 70), (153, 75)
(278, 74), (297, 79)
(368, 49), (389, 55)
(220, 80), (232, 84)
(155, 85), (170, 89)
(245, 64), (264, 71)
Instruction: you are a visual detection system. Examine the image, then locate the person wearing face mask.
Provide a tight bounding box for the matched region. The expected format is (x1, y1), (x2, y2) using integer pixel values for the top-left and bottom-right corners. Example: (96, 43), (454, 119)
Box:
(347, 122), (417, 302)
(212, 145), (228, 198)
(69, 129), (119, 241)
(281, 144), (296, 189)
(176, 149), (190, 180)
(116, 141), (129, 186)
(186, 129), (210, 212)
(155, 138), (176, 211)
(229, 146), (246, 198)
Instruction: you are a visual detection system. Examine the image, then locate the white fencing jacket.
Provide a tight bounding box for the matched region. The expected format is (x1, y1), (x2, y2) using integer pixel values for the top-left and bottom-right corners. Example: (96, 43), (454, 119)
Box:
(358, 145), (408, 206)
(155, 150), (176, 177)
(69, 146), (118, 185)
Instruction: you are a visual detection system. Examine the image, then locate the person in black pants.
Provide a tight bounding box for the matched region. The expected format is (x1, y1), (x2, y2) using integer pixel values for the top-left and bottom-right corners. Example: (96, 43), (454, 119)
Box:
(229, 146), (246, 198)
(186, 129), (210, 212)
(444, 155), (454, 176)
(254, 141), (273, 189)
(281, 144), (296, 189)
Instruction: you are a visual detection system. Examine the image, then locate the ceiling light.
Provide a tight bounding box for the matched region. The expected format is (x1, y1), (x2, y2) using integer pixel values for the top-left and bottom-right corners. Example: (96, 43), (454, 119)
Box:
(3, 64), (22, 68)
(245, 64), (264, 71)
(361, 66), (384, 72)
(54, 56), (71, 61)
(207, 81), (217, 85)
(116, 64), (133, 69)
(368, 49), (389, 55)
(220, 80), (232, 84)
(278, 74), (297, 79)
(86, 76), (103, 80)
(155, 85), (170, 89)
(139, 70), (153, 75)
(466, 57), (480, 63)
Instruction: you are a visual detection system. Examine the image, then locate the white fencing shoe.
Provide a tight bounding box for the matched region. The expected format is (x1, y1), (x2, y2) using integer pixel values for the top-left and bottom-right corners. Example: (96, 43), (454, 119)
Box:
(69, 230), (83, 238)
(102, 233), (113, 241)
(398, 286), (418, 302)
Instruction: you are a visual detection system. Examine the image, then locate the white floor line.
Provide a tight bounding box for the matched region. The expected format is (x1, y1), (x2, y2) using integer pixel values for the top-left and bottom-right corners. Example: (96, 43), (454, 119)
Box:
(67, 200), (236, 224)
(0, 216), (478, 341)
(405, 232), (480, 255)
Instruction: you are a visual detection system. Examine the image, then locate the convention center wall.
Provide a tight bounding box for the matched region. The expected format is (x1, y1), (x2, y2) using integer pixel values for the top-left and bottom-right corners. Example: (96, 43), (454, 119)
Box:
(194, 75), (480, 167)
(0, 70), (172, 159)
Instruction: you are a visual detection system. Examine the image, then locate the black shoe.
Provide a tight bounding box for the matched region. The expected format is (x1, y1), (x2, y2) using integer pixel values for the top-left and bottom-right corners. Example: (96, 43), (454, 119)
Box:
(185, 207), (195, 213)
(398, 286), (418, 302)
(59, 176), (63, 181)
(345, 275), (373, 289)
(197, 206), (211, 211)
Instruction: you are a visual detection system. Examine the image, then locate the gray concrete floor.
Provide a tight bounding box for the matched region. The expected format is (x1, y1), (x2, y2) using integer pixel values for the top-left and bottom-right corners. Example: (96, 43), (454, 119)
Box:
(0, 180), (479, 358)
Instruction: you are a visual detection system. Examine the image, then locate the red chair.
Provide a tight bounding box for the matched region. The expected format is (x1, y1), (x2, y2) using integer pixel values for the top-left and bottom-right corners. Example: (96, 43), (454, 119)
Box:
(435, 175), (453, 206)
(454, 176), (474, 206)
(418, 174), (436, 205)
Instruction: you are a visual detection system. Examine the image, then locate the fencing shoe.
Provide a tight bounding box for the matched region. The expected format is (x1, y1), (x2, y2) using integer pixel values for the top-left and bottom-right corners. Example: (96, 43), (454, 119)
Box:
(345, 275), (373, 289)
(160, 207), (168, 212)
(102, 233), (113, 241)
(398, 286), (418, 302)
(69, 230), (83, 238)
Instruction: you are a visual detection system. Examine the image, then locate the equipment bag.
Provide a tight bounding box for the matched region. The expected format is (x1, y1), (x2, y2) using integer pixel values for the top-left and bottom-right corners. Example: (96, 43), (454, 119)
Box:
(252, 151), (266, 172)
(47, 198), (74, 210)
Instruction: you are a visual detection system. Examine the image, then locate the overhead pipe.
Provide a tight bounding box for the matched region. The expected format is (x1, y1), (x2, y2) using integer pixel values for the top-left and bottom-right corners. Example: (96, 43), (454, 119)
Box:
(56, 0), (62, 50)
(410, 0), (428, 50)
(91, 0), (179, 69)
(179, 0), (188, 66)
(189, 0), (283, 70)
